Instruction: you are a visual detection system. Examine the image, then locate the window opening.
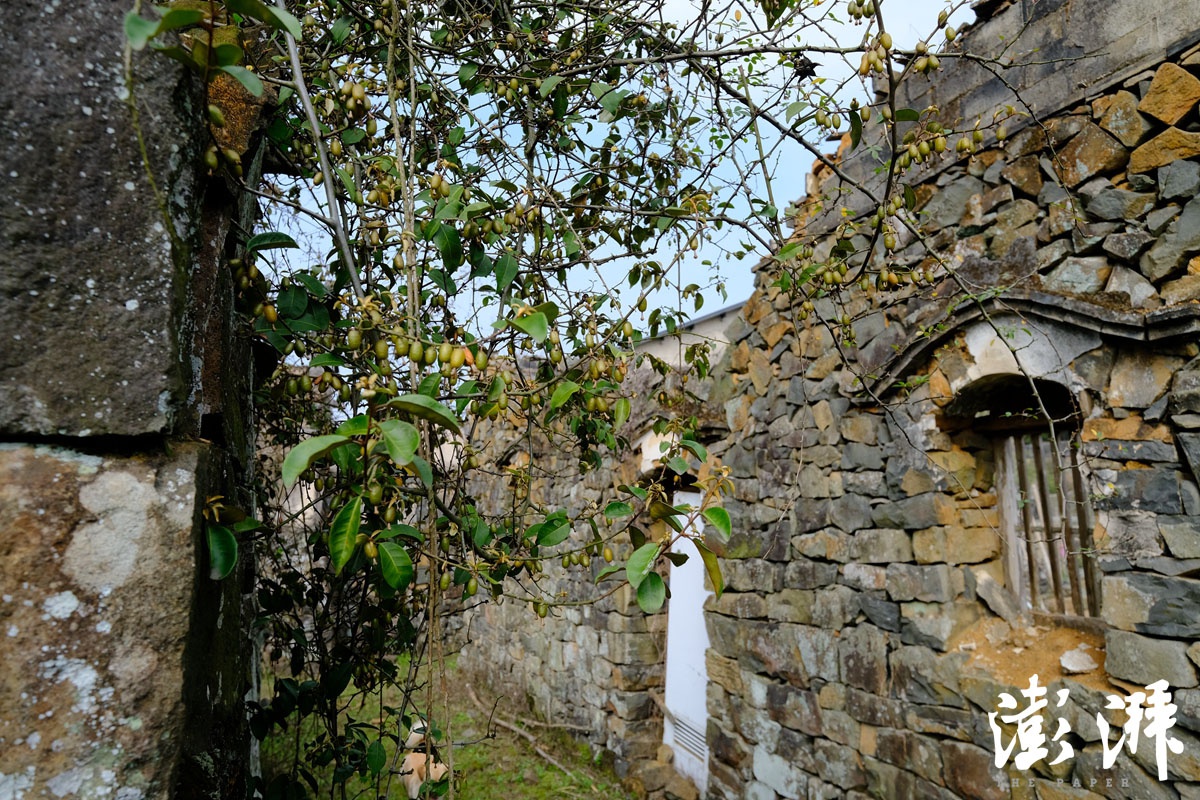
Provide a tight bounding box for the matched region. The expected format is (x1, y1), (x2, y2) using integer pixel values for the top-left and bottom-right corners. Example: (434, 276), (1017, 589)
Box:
(994, 429), (1099, 617)
(945, 374), (1099, 619)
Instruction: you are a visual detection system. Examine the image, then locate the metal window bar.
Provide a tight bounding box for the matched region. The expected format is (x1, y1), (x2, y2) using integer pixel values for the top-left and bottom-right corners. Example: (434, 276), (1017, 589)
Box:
(995, 431), (1098, 617)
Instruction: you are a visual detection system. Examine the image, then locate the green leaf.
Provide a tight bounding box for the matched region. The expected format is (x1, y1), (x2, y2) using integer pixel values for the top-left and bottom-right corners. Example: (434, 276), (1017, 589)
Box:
(494, 252), (518, 292)
(666, 456), (690, 475)
(703, 507), (732, 543)
(774, 241), (803, 262)
(293, 273), (327, 297)
(282, 434), (351, 486)
(367, 740), (386, 775)
(594, 564), (622, 583)
(378, 542), (414, 590)
(548, 381), (580, 410)
(388, 394), (461, 434)
(604, 501), (633, 520)
(376, 523), (422, 542)
(895, 107), (920, 122)
(539, 75), (564, 97)
(206, 524), (238, 580)
(613, 397), (630, 429)
(329, 497), (362, 575)
(599, 88), (625, 116)
(536, 517), (571, 547)
(409, 455), (433, 488)
(247, 230), (299, 253)
(510, 312), (549, 344)
(759, 0), (797, 27)
(433, 224), (462, 269)
(696, 541), (724, 598)
(160, 7), (207, 32)
(680, 439), (707, 461)
(213, 42), (244, 67)
(379, 419), (419, 465)
(904, 184), (918, 212)
(330, 16), (352, 44)
(626, 542), (659, 589)
(458, 63), (478, 83)
(849, 108), (863, 149)
(310, 353), (344, 368)
(636, 572), (666, 612)
(621, 484), (649, 501)
(337, 414), (369, 436)
(261, 3), (303, 39)
(218, 65), (264, 97)
(124, 12), (160, 50)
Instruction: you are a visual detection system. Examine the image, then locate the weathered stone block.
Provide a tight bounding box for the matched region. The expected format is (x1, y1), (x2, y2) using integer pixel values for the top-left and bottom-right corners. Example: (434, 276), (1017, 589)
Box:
(813, 585), (860, 630)
(753, 745), (807, 797)
(1104, 265), (1161, 310)
(1105, 629), (1198, 687)
(1131, 127), (1200, 174)
(1101, 573), (1200, 637)
(765, 682), (822, 737)
(1055, 123), (1129, 187)
(1109, 350), (1187, 410)
(1159, 159), (1200, 201)
(846, 528), (912, 564)
(1094, 89), (1154, 147)
(886, 563), (954, 603)
(0, 443), (245, 799)
(941, 741), (1008, 800)
(0, 2), (208, 437)
(1044, 256), (1112, 294)
(1160, 517), (1200, 559)
(1138, 63), (1200, 125)
(838, 625), (889, 694)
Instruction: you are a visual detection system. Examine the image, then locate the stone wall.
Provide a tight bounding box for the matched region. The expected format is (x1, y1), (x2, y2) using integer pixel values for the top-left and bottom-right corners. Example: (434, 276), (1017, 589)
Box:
(458, 366), (721, 799)
(707, 19), (1200, 800)
(458, 2), (1200, 799)
(0, 1), (260, 797)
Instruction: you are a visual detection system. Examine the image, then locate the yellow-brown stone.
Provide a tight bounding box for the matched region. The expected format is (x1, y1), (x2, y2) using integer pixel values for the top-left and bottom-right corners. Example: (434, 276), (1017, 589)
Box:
(1093, 90), (1153, 148)
(1138, 62), (1200, 125)
(1129, 127), (1200, 173)
(1081, 415), (1172, 442)
(1054, 122), (1129, 186)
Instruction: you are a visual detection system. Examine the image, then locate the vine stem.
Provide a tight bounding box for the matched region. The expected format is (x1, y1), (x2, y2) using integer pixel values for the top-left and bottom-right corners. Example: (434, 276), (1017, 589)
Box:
(274, 0), (364, 301)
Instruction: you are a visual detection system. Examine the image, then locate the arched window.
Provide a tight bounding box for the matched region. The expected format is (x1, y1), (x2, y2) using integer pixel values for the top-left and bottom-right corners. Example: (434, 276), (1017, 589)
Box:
(945, 376), (1100, 618)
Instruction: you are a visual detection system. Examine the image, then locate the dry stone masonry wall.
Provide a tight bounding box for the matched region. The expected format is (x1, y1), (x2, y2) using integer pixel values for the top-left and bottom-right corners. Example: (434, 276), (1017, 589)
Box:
(706, 9), (1200, 800)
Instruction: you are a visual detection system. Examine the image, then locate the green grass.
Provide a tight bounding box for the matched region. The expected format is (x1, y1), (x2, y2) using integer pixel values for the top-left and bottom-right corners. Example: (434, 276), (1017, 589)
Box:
(259, 661), (634, 800)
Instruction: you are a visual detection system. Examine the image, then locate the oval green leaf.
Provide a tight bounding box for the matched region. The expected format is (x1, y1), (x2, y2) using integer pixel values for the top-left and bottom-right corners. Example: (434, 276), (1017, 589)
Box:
(282, 434), (351, 487)
(510, 311), (549, 343)
(329, 497), (362, 575)
(206, 523), (238, 580)
(379, 419), (420, 465)
(604, 501), (633, 520)
(636, 572), (666, 613)
(378, 542), (414, 590)
(626, 542), (660, 589)
(537, 518), (571, 547)
(549, 381), (580, 410)
(696, 541), (724, 599)
(702, 506), (732, 543)
(388, 394), (461, 434)
(247, 231), (300, 252)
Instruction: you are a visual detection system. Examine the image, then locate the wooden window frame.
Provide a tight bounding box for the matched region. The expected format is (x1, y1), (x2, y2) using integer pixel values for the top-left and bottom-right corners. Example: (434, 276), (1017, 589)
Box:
(993, 426), (1100, 619)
